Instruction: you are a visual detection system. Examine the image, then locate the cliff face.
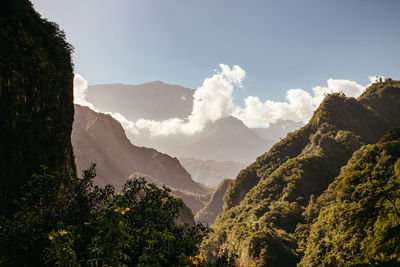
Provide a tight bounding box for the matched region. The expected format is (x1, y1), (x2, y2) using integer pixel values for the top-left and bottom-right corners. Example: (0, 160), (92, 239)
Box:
(72, 104), (208, 194)
(0, 0), (75, 213)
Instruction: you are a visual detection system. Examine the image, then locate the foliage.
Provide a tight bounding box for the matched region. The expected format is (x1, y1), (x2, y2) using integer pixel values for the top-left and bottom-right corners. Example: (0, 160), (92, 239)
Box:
(358, 78), (400, 127)
(0, 164), (211, 266)
(299, 127), (400, 266)
(203, 80), (400, 265)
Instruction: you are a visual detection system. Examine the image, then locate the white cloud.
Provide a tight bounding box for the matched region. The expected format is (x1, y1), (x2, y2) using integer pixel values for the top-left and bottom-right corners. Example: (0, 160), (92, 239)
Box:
(73, 74), (99, 112)
(233, 78), (367, 127)
(74, 68), (373, 135)
(310, 78), (365, 107)
(232, 89), (315, 127)
(135, 64), (245, 135)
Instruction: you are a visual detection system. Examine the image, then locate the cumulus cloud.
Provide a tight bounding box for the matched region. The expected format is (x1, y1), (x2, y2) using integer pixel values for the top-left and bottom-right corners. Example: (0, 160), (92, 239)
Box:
(73, 74), (99, 112)
(74, 67), (374, 135)
(135, 64), (245, 135)
(232, 89), (315, 127)
(234, 78), (367, 127)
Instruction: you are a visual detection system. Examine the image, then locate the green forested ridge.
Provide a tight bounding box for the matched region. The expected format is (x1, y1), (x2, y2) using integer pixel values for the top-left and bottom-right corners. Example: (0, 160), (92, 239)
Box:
(0, 0), (76, 214)
(202, 80), (400, 265)
(358, 78), (400, 127)
(300, 127), (400, 266)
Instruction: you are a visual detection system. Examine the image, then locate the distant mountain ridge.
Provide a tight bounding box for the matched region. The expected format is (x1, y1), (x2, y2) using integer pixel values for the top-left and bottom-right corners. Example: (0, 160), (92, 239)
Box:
(86, 82), (302, 164)
(195, 179), (233, 224)
(87, 82), (194, 121)
(251, 120), (304, 141)
(179, 158), (245, 186)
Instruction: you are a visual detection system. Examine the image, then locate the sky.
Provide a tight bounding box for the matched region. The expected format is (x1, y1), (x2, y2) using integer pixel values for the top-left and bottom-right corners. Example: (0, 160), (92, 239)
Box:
(31, 0), (400, 104)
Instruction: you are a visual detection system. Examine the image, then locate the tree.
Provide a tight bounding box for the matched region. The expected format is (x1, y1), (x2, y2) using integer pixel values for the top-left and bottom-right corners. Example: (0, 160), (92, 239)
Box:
(0, 164), (210, 266)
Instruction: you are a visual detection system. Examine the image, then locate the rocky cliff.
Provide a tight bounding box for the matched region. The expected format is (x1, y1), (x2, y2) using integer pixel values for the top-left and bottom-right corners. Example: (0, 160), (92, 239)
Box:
(0, 0), (75, 214)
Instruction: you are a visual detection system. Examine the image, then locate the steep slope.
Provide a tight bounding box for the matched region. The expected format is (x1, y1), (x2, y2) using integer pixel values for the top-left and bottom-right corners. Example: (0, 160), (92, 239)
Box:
(72, 104), (207, 194)
(195, 179), (233, 224)
(300, 127), (400, 266)
(224, 90), (391, 211)
(179, 158), (245, 186)
(202, 80), (400, 265)
(0, 0), (75, 214)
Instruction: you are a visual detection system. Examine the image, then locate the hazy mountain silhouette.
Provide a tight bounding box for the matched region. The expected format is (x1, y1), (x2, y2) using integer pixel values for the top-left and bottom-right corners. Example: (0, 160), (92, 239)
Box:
(87, 82), (193, 121)
(86, 82), (301, 163)
(195, 179), (233, 224)
(179, 158), (245, 186)
(72, 104), (207, 194)
(252, 120), (304, 141)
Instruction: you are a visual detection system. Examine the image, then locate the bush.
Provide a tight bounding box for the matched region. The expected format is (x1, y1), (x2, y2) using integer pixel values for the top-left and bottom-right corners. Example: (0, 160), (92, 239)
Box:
(0, 164), (210, 266)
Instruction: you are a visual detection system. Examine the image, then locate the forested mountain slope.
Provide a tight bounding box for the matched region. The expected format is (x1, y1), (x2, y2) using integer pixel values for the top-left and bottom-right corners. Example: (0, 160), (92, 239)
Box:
(300, 127), (400, 266)
(202, 80), (400, 266)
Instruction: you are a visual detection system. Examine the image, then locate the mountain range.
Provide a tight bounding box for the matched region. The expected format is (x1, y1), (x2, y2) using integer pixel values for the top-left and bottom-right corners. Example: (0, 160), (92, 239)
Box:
(86, 82), (302, 164)
(72, 104), (214, 214)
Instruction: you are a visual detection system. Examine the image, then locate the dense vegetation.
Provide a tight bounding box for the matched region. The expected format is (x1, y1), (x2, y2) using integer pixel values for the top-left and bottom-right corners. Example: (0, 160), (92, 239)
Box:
(0, 0), (76, 215)
(0, 165), (210, 266)
(202, 80), (400, 266)
(299, 127), (400, 266)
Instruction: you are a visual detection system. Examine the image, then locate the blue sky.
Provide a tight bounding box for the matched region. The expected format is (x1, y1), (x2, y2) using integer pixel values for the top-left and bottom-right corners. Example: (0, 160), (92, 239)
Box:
(32, 0), (399, 103)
